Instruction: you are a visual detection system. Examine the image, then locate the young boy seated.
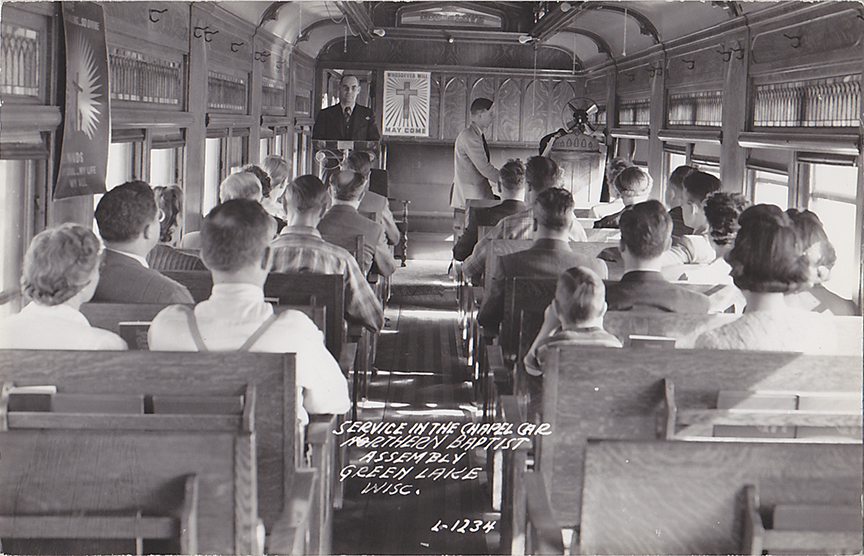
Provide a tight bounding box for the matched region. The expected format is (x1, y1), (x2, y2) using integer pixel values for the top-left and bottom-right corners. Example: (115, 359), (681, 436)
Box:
(523, 266), (622, 376)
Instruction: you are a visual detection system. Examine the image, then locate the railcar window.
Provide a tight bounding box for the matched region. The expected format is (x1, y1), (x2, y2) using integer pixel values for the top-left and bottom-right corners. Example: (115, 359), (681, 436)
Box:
(105, 142), (134, 189)
(150, 147), (184, 187)
(751, 169), (789, 209)
(804, 163), (859, 300)
(203, 137), (222, 215)
(0, 159), (32, 317)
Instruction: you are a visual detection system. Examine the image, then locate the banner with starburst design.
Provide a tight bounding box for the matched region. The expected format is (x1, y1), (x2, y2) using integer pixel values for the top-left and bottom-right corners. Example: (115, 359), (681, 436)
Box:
(383, 71), (430, 137)
(55, 2), (110, 199)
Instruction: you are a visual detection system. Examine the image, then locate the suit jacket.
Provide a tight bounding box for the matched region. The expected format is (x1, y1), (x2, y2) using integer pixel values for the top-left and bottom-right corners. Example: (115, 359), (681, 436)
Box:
(451, 123), (500, 209)
(318, 204), (397, 277)
(146, 244), (206, 271)
(358, 190), (400, 245)
(605, 270), (710, 313)
(312, 103), (381, 141)
(453, 199), (527, 261)
(92, 249), (194, 304)
(477, 238), (609, 331)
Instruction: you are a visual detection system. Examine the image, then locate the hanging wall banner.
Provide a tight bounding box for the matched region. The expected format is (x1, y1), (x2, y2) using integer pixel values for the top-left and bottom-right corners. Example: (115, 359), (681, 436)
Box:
(383, 71), (430, 137)
(55, 2), (110, 199)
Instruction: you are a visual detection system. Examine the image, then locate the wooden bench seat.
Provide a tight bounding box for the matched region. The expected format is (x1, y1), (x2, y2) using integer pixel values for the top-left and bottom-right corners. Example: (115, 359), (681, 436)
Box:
(0, 350), (330, 554)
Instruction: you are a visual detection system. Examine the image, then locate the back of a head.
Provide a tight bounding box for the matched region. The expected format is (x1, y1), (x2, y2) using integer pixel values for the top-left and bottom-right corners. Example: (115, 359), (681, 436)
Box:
(284, 174), (329, 214)
(556, 266), (606, 325)
(683, 170), (722, 204)
(241, 165), (272, 198)
(614, 166), (652, 202)
(331, 170), (366, 201)
(668, 165), (697, 192)
(703, 192), (749, 248)
(786, 208), (836, 270)
(499, 158), (526, 192)
(95, 180), (157, 242)
(220, 172), (262, 203)
(201, 199), (276, 272)
(22, 223), (101, 306)
(470, 97), (493, 115)
(345, 151), (373, 180)
(262, 156), (291, 190)
(525, 156), (560, 192)
(618, 200), (672, 259)
(534, 187), (574, 231)
(153, 185), (183, 243)
(607, 157), (632, 185)
(727, 204), (810, 293)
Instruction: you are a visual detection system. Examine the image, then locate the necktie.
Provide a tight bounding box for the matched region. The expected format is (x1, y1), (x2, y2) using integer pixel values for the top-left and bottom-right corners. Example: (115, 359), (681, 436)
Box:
(481, 133), (490, 162)
(344, 107), (352, 137)
(344, 106), (352, 120)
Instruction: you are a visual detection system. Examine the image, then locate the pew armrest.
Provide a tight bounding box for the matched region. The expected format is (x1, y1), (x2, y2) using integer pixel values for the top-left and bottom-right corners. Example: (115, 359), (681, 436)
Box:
(266, 468), (318, 555)
(524, 471), (565, 554)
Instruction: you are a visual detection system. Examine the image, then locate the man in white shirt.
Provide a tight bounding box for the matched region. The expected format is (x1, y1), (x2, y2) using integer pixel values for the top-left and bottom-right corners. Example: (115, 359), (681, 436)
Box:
(149, 199), (350, 424)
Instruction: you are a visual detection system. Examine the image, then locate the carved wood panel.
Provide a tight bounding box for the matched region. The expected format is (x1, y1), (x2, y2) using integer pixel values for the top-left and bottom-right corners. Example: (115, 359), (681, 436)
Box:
(103, 1), (189, 54)
(496, 78), (522, 142)
(443, 76), (467, 140)
(523, 80), (552, 143)
(471, 77), (496, 104)
(428, 75), (441, 139)
(666, 45), (727, 88)
(751, 8), (864, 68)
(616, 63), (653, 95)
(552, 81), (577, 131)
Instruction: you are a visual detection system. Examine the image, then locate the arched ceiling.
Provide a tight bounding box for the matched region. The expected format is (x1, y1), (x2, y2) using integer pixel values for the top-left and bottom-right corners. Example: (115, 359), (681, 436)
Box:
(219, 1), (777, 69)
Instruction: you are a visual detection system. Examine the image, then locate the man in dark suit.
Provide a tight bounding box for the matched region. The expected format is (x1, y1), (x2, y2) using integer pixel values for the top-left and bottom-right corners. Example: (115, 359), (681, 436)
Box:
(605, 200), (710, 313)
(318, 170), (397, 277)
(453, 158), (527, 261)
(92, 181), (194, 304)
(312, 75), (381, 141)
(477, 188), (609, 332)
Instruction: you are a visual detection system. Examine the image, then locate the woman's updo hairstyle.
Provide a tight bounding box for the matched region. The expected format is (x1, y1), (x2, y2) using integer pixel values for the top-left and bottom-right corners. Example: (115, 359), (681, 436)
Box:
(726, 204), (810, 293)
(21, 223), (102, 306)
(153, 185), (183, 243)
(703, 191), (749, 247)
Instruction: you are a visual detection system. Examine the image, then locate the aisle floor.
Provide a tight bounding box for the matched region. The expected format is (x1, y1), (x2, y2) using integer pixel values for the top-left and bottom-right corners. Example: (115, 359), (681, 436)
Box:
(333, 261), (500, 555)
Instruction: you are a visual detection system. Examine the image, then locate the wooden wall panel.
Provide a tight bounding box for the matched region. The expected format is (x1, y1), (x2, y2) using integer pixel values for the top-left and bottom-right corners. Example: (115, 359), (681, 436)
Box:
(443, 76), (467, 140)
(552, 81), (577, 131)
(496, 78), (522, 142)
(427, 75), (441, 140)
(523, 80), (552, 143)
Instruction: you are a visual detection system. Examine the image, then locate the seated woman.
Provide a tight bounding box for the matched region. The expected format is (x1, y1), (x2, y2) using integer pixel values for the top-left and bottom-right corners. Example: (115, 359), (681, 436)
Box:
(244, 163), (287, 232)
(261, 155), (291, 222)
(146, 185), (206, 271)
(785, 209), (858, 315)
(695, 205), (837, 353)
(676, 191), (749, 285)
(0, 224), (127, 350)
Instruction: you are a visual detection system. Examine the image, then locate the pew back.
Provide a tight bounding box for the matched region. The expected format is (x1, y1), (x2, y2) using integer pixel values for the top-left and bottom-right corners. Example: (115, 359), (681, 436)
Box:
(579, 440), (863, 555)
(0, 351), (296, 535)
(538, 347), (863, 527)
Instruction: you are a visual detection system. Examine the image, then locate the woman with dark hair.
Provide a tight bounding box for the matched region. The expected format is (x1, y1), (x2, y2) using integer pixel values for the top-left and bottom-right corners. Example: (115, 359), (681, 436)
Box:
(146, 186), (207, 271)
(261, 155), (291, 221)
(785, 209), (858, 315)
(677, 191), (749, 285)
(695, 204), (837, 353)
(0, 224), (127, 350)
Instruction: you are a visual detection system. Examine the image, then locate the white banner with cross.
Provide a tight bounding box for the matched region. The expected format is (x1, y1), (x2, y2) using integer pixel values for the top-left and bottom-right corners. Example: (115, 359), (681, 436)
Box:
(383, 71), (430, 137)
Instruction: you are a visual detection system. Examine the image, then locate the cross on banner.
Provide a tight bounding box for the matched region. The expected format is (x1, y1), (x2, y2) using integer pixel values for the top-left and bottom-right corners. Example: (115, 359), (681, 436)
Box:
(396, 82), (418, 120)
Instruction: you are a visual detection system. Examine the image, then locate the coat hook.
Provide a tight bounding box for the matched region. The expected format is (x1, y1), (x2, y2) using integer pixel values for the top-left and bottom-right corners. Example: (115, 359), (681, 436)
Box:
(231, 42), (244, 52)
(717, 46), (732, 62)
(203, 29), (218, 42)
(624, 71), (635, 82)
(193, 25), (209, 39)
(783, 33), (801, 48)
(681, 58), (695, 70)
(149, 8), (167, 23)
(254, 51), (271, 61)
(731, 46), (744, 60)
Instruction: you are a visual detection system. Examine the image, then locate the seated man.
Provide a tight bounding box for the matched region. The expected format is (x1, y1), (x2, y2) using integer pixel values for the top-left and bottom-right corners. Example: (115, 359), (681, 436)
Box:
(523, 266), (621, 376)
(318, 170), (397, 277)
(271, 175), (384, 332)
(462, 156), (588, 281)
(665, 164), (698, 238)
(660, 170), (721, 267)
(453, 158), (527, 261)
(477, 188), (609, 332)
(345, 151), (401, 246)
(594, 166), (653, 228)
(148, 200), (350, 424)
(606, 200), (710, 313)
(92, 180), (194, 304)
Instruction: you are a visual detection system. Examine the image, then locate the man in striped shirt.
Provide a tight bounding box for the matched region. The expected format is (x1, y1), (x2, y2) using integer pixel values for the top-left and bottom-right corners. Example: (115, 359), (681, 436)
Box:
(270, 175), (384, 332)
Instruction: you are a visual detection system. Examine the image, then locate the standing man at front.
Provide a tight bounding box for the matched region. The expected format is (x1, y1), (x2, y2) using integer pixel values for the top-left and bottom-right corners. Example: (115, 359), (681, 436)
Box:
(313, 75), (381, 141)
(451, 98), (501, 210)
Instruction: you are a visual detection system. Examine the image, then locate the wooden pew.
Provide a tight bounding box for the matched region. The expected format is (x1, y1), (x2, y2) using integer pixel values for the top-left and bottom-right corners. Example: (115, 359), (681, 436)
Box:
(497, 347), (862, 553)
(0, 350), (330, 554)
(0, 384), (271, 555)
(577, 440), (862, 555)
